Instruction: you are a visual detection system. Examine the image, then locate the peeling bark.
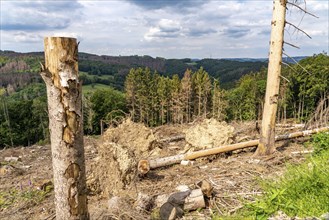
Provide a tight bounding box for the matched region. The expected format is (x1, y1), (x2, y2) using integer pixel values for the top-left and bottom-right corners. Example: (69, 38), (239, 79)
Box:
(41, 37), (89, 220)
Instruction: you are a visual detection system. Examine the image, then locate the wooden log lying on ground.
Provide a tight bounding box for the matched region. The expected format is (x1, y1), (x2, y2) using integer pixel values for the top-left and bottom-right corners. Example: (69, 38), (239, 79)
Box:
(138, 126), (329, 174)
(276, 123), (305, 128)
(158, 135), (186, 143)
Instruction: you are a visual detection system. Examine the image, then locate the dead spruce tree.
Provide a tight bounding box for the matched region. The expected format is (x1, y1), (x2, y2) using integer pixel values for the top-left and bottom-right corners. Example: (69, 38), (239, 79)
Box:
(257, 0), (317, 155)
(256, 0), (287, 155)
(41, 37), (89, 219)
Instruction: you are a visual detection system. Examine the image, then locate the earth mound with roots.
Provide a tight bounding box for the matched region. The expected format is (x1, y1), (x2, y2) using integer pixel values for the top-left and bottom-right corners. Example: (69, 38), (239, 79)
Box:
(185, 118), (235, 150)
(94, 118), (156, 197)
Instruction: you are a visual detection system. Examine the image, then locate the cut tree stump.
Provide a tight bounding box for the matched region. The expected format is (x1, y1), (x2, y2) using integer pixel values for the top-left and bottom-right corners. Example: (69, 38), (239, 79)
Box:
(138, 126), (329, 174)
(41, 37), (89, 219)
(155, 189), (205, 211)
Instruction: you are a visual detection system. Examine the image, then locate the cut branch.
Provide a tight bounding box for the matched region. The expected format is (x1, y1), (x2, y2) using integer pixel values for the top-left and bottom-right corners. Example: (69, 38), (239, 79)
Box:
(138, 126), (329, 173)
(285, 21), (312, 39)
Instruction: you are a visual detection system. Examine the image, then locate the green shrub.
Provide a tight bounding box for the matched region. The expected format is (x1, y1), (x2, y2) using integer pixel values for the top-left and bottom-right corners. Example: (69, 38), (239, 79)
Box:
(309, 132), (329, 156)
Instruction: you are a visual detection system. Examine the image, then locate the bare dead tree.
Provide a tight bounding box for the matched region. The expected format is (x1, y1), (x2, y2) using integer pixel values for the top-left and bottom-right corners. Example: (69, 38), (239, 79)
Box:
(256, 0), (318, 156)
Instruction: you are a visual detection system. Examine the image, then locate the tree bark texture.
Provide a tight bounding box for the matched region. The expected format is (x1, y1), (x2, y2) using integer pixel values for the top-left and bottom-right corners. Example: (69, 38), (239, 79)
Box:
(257, 0), (287, 156)
(41, 37), (89, 220)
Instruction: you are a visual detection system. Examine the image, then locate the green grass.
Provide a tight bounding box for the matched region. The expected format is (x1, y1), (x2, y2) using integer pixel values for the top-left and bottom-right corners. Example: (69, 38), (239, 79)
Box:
(214, 132), (329, 220)
(98, 75), (114, 80)
(82, 83), (112, 94)
(0, 185), (53, 209)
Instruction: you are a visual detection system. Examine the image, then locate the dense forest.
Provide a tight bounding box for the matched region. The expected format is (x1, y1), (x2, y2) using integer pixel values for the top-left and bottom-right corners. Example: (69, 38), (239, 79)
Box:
(0, 50), (328, 148)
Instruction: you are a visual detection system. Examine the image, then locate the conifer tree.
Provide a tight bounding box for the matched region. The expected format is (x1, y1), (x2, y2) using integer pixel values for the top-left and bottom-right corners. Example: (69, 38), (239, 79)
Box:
(134, 67), (148, 123)
(212, 79), (226, 121)
(170, 74), (183, 124)
(125, 68), (137, 120)
(157, 76), (169, 125)
(149, 71), (160, 126)
(181, 69), (193, 123)
(192, 67), (211, 118)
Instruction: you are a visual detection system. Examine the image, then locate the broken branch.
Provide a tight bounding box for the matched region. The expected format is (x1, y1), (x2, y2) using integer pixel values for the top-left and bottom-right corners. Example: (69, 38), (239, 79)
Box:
(283, 52), (312, 75)
(285, 21), (312, 39)
(287, 2), (319, 18)
(284, 41), (300, 49)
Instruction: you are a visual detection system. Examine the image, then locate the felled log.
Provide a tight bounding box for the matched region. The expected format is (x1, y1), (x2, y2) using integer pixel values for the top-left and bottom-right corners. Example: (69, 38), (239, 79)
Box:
(276, 123), (305, 128)
(291, 150), (313, 155)
(138, 126), (329, 173)
(158, 135), (186, 143)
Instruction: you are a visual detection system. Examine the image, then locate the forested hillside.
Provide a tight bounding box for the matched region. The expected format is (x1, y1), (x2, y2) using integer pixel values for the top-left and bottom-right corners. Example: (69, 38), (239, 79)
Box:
(123, 53), (328, 126)
(0, 50), (327, 148)
(0, 50), (266, 90)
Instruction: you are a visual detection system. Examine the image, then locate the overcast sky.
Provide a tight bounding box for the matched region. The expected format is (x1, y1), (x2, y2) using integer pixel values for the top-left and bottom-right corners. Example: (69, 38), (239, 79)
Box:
(0, 0), (328, 59)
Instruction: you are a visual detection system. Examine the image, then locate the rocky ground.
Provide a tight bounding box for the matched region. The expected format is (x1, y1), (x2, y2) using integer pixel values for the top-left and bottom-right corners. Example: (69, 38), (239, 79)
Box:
(0, 119), (310, 220)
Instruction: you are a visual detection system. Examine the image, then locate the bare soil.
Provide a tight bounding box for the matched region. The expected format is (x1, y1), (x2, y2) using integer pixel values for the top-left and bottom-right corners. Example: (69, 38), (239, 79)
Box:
(0, 120), (309, 220)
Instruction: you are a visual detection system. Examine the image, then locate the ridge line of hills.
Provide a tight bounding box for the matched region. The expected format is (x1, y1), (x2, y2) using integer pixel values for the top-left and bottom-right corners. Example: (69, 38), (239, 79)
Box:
(0, 50), (307, 90)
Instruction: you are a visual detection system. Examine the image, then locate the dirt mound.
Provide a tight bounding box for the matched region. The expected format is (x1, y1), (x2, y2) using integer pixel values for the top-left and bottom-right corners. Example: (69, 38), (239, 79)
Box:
(103, 118), (156, 156)
(95, 119), (156, 197)
(185, 118), (234, 150)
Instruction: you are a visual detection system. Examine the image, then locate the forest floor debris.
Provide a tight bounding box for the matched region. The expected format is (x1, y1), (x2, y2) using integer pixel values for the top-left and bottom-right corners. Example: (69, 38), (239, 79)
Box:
(0, 120), (311, 220)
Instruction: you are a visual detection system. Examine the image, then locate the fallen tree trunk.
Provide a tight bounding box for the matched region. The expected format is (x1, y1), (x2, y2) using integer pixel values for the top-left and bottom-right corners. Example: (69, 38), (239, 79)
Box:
(276, 123), (305, 128)
(139, 126), (329, 173)
(158, 135), (185, 143)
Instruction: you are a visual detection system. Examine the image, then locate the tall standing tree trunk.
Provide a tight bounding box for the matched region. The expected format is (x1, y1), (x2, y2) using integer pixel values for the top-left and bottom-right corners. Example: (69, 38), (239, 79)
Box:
(256, 0), (286, 156)
(41, 37), (89, 219)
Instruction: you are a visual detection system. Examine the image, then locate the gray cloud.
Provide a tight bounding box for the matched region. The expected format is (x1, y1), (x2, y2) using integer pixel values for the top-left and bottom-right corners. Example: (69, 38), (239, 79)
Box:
(1, 1), (83, 31)
(144, 19), (182, 40)
(1, 20), (71, 31)
(0, 0), (327, 59)
(14, 1), (82, 12)
(187, 27), (217, 37)
(223, 28), (250, 38)
(126, 0), (207, 10)
(259, 29), (271, 36)
(13, 32), (43, 43)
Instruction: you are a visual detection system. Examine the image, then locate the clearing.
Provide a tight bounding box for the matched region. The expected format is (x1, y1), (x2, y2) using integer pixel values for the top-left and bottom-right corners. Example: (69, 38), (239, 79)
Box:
(0, 120), (311, 220)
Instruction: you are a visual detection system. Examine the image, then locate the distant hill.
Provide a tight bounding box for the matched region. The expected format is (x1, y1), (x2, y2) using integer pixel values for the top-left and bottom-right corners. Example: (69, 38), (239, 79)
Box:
(225, 56), (308, 64)
(0, 50), (307, 91)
